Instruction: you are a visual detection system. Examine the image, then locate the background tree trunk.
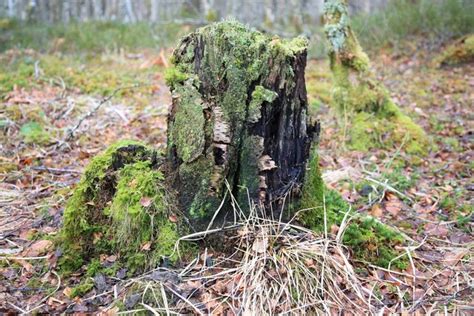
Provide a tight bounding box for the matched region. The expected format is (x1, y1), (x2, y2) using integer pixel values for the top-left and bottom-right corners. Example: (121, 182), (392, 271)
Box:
(166, 21), (318, 228)
(323, 0), (428, 153)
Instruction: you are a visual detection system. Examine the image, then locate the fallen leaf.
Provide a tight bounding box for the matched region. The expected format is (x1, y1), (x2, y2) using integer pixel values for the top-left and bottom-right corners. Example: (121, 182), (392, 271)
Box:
(443, 248), (468, 266)
(370, 204), (383, 218)
(425, 223), (449, 237)
(385, 201), (402, 217)
(63, 287), (73, 298)
(106, 255), (117, 262)
(141, 242), (151, 251)
(168, 214), (178, 223)
(140, 197), (152, 207)
(22, 240), (53, 257)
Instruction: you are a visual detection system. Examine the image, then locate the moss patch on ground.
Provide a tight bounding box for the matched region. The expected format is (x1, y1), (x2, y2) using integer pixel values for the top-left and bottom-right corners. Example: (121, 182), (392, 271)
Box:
(19, 121), (51, 145)
(299, 153), (408, 269)
(0, 52), (158, 97)
(58, 140), (186, 275)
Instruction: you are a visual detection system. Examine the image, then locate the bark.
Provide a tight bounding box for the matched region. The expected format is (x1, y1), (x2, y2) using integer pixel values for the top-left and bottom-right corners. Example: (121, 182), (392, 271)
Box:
(166, 21), (318, 228)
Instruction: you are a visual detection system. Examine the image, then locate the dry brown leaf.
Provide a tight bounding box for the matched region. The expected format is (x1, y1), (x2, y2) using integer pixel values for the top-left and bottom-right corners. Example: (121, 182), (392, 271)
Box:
(106, 255), (117, 262)
(22, 240), (53, 257)
(385, 191), (399, 201)
(385, 201), (402, 216)
(211, 280), (228, 294)
(370, 204), (383, 218)
(168, 214), (178, 223)
(443, 248), (468, 266)
(425, 223), (449, 237)
(63, 287), (73, 298)
(141, 242), (151, 251)
(98, 306), (119, 316)
(140, 197), (152, 207)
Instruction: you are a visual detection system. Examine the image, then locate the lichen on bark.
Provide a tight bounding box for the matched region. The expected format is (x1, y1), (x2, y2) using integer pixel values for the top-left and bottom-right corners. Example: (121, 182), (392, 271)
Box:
(323, 0), (428, 154)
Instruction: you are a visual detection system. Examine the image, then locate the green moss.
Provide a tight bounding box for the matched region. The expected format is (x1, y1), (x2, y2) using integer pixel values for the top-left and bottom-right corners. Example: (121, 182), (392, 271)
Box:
(167, 83), (206, 163)
(248, 86), (278, 123)
(70, 278), (95, 298)
(164, 67), (188, 90)
(58, 140), (183, 275)
(300, 152), (407, 269)
(20, 121), (51, 145)
(348, 109), (428, 155)
(382, 168), (418, 193)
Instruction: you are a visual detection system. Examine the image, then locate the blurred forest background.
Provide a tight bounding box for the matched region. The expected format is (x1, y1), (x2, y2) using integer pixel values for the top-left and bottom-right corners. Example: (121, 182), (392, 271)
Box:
(1, 0), (473, 57)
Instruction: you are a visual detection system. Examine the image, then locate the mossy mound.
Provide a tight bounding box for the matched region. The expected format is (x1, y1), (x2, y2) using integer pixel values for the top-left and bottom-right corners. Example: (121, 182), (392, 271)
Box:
(20, 121), (51, 145)
(435, 34), (474, 67)
(299, 153), (407, 269)
(349, 102), (428, 155)
(58, 140), (184, 274)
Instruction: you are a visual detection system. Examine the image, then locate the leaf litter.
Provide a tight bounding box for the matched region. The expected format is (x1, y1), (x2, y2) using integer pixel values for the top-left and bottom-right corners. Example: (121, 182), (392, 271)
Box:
(0, 38), (473, 314)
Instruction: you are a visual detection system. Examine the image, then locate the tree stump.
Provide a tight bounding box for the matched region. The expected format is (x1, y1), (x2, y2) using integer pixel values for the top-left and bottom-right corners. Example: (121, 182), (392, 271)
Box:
(166, 21), (317, 226)
(59, 21), (319, 273)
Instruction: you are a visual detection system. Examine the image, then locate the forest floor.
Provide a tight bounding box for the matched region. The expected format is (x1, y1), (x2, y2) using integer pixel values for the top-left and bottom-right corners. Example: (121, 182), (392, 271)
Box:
(0, 38), (472, 314)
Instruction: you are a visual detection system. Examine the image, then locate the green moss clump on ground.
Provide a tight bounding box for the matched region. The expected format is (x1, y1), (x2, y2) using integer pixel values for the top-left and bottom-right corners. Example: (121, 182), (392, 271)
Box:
(69, 278), (95, 298)
(59, 140), (186, 275)
(299, 153), (407, 269)
(349, 107), (428, 155)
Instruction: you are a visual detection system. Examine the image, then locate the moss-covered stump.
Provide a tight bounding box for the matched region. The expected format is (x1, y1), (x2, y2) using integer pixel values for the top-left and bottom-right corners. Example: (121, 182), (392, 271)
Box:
(323, 0), (428, 154)
(166, 20), (317, 226)
(435, 34), (474, 67)
(59, 141), (182, 274)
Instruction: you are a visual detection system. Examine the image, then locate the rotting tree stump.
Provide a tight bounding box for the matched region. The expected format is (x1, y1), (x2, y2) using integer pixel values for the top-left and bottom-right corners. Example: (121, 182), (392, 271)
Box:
(59, 21), (319, 273)
(167, 21), (318, 226)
